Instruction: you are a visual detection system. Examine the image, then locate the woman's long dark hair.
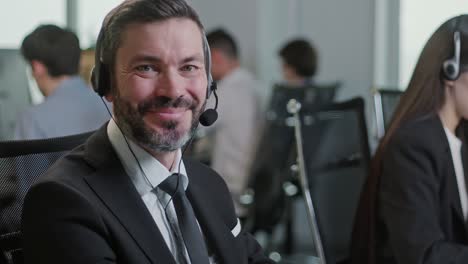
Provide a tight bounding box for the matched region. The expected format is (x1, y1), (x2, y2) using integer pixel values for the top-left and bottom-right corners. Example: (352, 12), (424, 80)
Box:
(351, 14), (468, 264)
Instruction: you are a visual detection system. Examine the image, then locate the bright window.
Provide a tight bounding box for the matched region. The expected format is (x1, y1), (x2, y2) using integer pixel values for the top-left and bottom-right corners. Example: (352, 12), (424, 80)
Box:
(77, 0), (123, 49)
(0, 0), (65, 48)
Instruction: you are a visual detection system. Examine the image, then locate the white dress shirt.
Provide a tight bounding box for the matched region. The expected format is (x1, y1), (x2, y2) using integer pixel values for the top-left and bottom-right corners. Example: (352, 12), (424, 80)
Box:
(107, 119), (215, 263)
(444, 126), (468, 221)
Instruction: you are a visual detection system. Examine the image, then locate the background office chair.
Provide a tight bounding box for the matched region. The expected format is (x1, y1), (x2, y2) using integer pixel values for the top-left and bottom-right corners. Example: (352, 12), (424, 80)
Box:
(247, 98), (370, 264)
(373, 88), (403, 139)
(246, 82), (340, 235)
(298, 97), (370, 263)
(0, 131), (93, 264)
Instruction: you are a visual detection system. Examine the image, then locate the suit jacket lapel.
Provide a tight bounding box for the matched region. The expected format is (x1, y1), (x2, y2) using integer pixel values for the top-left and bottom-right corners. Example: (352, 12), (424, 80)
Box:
(440, 118), (468, 236)
(458, 123), (468, 236)
(82, 126), (176, 264)
(446, 151), (467, 230)
(186, 180), (244, 264)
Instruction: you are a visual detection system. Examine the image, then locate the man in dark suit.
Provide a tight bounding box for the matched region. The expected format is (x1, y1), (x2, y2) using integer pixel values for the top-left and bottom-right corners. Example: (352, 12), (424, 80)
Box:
(21, 0), (273, 263)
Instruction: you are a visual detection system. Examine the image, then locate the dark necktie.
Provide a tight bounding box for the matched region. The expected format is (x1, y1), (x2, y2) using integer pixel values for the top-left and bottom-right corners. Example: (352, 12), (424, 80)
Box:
(159, 173), (210, 264)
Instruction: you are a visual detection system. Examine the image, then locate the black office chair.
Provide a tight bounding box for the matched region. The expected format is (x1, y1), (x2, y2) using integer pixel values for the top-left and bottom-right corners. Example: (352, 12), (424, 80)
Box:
(298, 97), (370, 263)
(0, 132), (93, 264)
(373, 88), (403, 138)
(245, 82), (341, 235)
(245, 122), (294, 234)
(246, 98), (370, 263)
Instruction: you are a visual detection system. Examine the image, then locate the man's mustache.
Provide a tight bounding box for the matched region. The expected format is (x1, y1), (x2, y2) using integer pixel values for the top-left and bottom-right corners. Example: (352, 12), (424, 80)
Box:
(138, 96), (195, 115)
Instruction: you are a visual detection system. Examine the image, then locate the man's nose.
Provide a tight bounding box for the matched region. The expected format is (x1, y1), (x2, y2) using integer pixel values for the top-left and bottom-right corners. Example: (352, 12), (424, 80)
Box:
(157, 70), (184, 99)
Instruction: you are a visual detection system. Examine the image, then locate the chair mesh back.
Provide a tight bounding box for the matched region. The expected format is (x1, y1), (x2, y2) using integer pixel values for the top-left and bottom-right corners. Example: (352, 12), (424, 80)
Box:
(0, 132), (93, 264)
(0, 151), (69, 234)
(301, 98), (370, 263)
(248, 83), (341, 233)
(248, 121), (295, 232)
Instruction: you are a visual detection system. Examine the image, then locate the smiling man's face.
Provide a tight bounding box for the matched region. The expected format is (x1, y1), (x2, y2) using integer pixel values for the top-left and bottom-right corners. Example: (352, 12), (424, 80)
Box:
(108, 18), (208, 153)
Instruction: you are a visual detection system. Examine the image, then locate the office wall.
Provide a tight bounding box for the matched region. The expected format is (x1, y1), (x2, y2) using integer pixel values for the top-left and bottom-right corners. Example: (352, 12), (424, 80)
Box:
(297, 0), (375, 103)
(193, 0), (375, 125)
(191, 0), (259, 74)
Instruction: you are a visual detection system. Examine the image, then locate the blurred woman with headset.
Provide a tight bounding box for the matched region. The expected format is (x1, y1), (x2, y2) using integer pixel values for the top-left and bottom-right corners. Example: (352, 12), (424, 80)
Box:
(351, 15), (468, 264)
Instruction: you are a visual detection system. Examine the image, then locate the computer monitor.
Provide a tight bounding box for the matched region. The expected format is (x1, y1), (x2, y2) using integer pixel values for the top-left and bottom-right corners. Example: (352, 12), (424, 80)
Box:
(0, 49), (32, 140)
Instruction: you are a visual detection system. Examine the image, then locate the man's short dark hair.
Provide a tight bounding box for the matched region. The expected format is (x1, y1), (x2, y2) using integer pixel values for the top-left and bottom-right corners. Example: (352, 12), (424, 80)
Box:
(21, 24), (81, 77)
(279, 39), (318, 78)
(100, 0), (205, 86)
(206, 28), (238, 59)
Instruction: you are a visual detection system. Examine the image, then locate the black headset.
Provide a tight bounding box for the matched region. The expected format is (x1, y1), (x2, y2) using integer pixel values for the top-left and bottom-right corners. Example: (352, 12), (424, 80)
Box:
(442, 17), (462, 81)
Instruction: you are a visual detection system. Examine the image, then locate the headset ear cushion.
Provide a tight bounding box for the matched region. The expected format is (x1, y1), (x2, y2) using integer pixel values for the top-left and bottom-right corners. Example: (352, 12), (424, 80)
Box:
(91, 63), (110, 97)
(98, 64), (108, 97)
(443, 60), (458, 80)
(91, 67), (98, 93)
(447, 64), (455, 77)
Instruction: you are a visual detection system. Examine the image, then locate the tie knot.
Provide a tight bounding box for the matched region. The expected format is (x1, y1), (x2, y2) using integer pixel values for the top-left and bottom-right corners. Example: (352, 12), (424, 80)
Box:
(159, 173), (184, 197)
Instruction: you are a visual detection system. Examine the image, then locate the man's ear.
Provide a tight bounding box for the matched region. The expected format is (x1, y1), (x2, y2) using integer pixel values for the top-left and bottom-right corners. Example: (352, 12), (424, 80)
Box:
(30, 60), (47, 77)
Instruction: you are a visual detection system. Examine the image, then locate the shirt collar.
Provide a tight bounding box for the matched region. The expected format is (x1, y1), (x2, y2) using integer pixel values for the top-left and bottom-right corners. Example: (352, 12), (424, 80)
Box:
(107, 119), (188, 197)
(444, 126), (462, 148)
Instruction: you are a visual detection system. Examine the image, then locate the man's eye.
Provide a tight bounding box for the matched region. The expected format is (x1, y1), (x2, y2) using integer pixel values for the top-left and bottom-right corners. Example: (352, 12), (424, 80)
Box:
(181, 65), (198, 72)
(136, 65), (154, 72)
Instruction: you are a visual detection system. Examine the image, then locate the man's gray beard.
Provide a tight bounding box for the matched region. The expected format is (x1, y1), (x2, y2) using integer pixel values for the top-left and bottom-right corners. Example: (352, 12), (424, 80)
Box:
(113, 96), (203, 153)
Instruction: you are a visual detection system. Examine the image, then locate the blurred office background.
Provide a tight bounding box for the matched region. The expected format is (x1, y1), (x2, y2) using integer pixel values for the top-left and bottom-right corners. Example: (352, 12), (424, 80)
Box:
(0, 0), (467, 140)
(1, 0), (468, 263)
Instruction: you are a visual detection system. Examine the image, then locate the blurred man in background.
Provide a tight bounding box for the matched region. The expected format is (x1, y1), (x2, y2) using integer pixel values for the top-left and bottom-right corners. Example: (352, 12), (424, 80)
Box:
(15, 24), (109, 140)
(206, 28), (261, 218)
(279, 38), (318, 86)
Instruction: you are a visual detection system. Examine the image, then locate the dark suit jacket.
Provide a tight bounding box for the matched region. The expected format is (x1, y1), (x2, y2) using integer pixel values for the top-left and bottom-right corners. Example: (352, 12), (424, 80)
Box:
(22, 125), (272, 264)
(377, 114), (468, 264)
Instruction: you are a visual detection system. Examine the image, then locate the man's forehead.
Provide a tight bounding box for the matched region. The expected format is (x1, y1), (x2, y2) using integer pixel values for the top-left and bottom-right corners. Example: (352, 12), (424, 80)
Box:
(118, 18), (204, 50)
(115, 18), (206, 65)
(122, 18), (203, 39)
